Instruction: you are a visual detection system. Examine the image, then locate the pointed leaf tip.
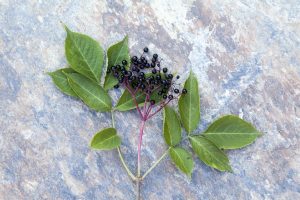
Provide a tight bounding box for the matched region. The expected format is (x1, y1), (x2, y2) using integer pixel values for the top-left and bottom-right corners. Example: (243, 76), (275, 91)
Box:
(48, 68), (78, 97)
(169, 147), (194, 177)
(203, 115), (261, 149)
(178, 71), (200, 133)
(65, 28), (104, 83)
(189, 135), (232, 172)
(103, 36), (130, 90)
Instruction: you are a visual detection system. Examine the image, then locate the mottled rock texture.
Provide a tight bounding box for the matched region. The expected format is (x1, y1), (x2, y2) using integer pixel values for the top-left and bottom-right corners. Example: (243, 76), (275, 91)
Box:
(0, 0), (300, 199)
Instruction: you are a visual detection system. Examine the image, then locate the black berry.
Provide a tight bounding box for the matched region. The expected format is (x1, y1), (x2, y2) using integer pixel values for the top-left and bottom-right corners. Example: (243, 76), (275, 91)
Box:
(132, 56), (138, 61)
(182, 89), (187, 94)
(167, 74), (173, 79)
(122, 60), (128, 65)
(144, 47), (149, 53)
(150, 100), (155, 105)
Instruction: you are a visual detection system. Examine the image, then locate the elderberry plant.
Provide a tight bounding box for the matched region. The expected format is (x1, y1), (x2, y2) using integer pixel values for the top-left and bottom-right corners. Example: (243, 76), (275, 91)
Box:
(48, 26), (262, 199)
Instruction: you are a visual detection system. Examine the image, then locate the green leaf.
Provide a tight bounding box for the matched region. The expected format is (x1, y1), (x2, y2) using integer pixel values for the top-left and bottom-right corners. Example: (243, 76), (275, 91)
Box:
(90, 128), (121, 150)
(66, 73), (112, 111)
(189, 135), (232, 172)
(115, 89), (145, 111)
(178, 71), (200, 133)
(65, 26), (104, 83)
(163, 106), (181, 146)
(115, 87), (164, 112)
(203, 115), (261, 149)
(103, 36), (130, 90)
(48, 68), (78, 97)
(169, 147), (194, 177)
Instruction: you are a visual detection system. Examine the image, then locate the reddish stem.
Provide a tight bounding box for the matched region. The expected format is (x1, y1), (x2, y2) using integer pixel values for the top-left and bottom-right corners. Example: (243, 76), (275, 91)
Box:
(147, 99), (172, 119)
(137, 119), (145, 176)
(124, 83), (143, 118)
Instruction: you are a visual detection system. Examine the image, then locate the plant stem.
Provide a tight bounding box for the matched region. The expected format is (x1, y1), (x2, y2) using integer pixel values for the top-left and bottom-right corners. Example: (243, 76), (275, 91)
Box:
(117, 147), (136, 181)
(141, 147), (170, 180)
(111, 110), (136, 181)
(124, 83), (143, 118)
(136, 119), (145, 200)
(137, 120), (145, 177)
(111, 109), (115, 128)
(147, 99), (172, 119)
(136, 178), (140, 200)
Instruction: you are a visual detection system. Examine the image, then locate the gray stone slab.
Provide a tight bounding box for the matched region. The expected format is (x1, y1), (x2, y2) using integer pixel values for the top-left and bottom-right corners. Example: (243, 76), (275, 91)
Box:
(0, 0), (299, 199)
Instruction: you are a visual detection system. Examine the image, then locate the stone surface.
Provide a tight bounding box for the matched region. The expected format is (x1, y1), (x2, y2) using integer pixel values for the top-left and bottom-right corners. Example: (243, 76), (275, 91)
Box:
(1, 0), (300, 199)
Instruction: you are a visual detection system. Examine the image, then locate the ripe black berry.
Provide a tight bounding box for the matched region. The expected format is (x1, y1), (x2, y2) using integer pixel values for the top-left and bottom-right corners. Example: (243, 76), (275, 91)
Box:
(163, 95), (167, 99)
(153, 54), (158, 59)
(167, 74), (173, 79)
(168, 95), (173, 100)
(144, 47), (149, 53)
(156, 75), (161, 80)
(122, 60), (128, 65)
(114, 84), (119, 89)
(182, 89), (187, 94)
(152, 69), (157, 74)
(163, 68), (168, 73)
(174, 89), (179, 93)
(161, 80), (167, 85)
(150, 100), (155, 105)
(132, 56), (138, 61)
(151, 63), (155, 68)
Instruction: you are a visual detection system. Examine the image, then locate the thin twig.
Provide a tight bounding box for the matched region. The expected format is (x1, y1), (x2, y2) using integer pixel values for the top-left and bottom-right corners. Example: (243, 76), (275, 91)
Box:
(111, 110), (136, 181)
(147, 99), (172, 119)
(142, 147), (170, 180)
(125, 84), (143, 118)
(117, 147), (137, 181)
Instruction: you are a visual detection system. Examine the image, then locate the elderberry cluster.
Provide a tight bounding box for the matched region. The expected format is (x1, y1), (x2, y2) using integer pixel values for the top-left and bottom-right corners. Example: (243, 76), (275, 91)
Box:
(107, 47), (187, 105)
